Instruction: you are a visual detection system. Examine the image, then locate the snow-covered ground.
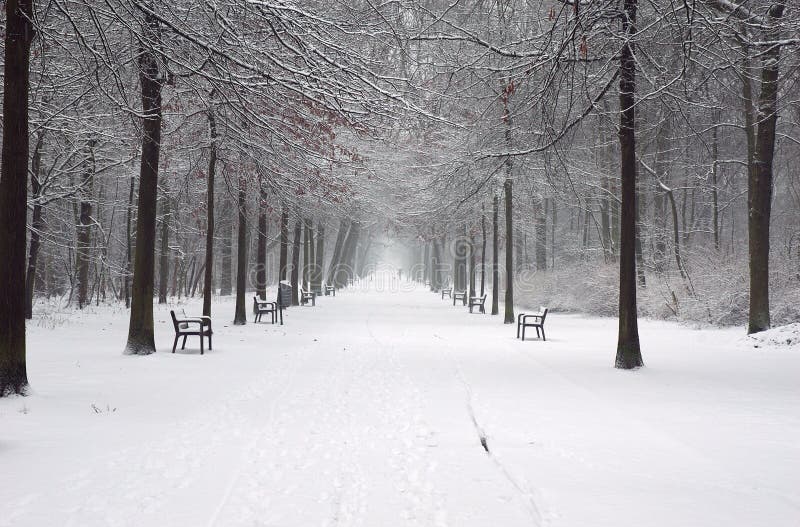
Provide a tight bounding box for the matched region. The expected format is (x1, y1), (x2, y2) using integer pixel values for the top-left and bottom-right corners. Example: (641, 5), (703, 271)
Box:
(2, 279), (799, 526)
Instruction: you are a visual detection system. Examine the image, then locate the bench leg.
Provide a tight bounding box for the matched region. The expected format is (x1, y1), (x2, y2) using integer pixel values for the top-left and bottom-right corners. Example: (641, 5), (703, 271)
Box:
(516, 322), (521, 339)
(181, 335), (187, 350)
(541, 327), (546, 342)
(200, 334), (204, 355)
(522, 325), (526, 341)
(172, 335), (179, 353)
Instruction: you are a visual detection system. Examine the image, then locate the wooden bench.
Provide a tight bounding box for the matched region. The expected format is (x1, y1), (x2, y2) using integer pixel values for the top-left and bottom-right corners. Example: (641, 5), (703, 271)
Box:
(299, 285), (316, 306)
(517, 307), (548, 341)
(453, 290), (467, 306)
(469, 293), (487, 313)
(441, 286), (453, 300)
(170, 310), (212, 354)
(253, 295), (277, 323)
(324, 284), (336, 296)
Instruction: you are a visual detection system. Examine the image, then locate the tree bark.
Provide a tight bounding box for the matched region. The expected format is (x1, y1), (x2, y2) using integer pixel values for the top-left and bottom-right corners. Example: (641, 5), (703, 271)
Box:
(504, 178), (514, 324)
(76, 141), (95, 309)
(233, 178), (248, 325)
(202, 96), (217, 317)
(748, 1), (786, 334)
(125, 8), (163, 356)
(0, 0), (34, 395)
(290, 217), (302, 305)
(25, 133), (45, 320)
(219, 193), (233, 296)
(314, 222), (325, 292)
(492, 192), (499, 316)
(279, 207), (289, 282)
(615, 0), (644, 369)
(256, 187), (268, 300)
(158, 187), (170, 304)
(481, 205), (487, 297)
(326, 219), (349, 286)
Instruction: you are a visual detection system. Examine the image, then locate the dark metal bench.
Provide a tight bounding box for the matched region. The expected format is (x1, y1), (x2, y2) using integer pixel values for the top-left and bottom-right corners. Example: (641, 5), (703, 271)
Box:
(170, 310), (213, 354)
(517, 308), (548, 341)
(253, 295), (277, 323)
(299, 285), (316, 306)
(324, 284), (336, 296)
(469, 293), (487, 313)
(453, 290), (467, 306)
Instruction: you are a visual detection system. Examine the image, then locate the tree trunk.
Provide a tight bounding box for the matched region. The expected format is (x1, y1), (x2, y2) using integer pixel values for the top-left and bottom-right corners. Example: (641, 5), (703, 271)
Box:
(534, 197), (547, 271)
(615, 0), (644, 369)
(748, 1), (785, 334)
(653, 115), (670, 274)
(492, 193), (499, 316)
(124, 172), (135, 308)
(504, 178), (514, 324)
(711, 113), (720, 251)
(158, 187), (170, 304)
(0, 0), (34, 395)
(468, 233), (476, 298)
(256, 188), (268, 300)
(290, 217), (302, 305)
(25, 133), (45, 320)
(279, 207), (289, 282)
(202, 96), (217, 317)
(314, 223), (325, 292)
(481, 206), (487, 297)
(77, 141), (95, 309)
(327, 219), (349, 286)
(233, 178), (247, 325)
(219, 193), (233, 296)
(125, 9), (163, 356)
(303, 218), (311, 289)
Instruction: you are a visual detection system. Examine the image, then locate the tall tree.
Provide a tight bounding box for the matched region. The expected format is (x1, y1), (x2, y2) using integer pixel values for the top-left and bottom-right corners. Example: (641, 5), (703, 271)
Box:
(0, 0), (34, 395)
(256, 186), (268, 300)
(76, 140), (96, 309)
(202, 95), (217, 317)
(615, 0), (644, 369)
(290, 217), (302, 305)
(125, 7), (165, 356)
(233, 177), (247, 325)
(491, 192), (499, 316)
(279, 207), (289, 283)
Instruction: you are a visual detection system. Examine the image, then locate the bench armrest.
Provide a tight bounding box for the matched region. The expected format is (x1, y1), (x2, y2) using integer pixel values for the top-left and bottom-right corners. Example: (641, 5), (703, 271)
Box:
(520, 313), (544, 321)
(182, 317), (212, 326)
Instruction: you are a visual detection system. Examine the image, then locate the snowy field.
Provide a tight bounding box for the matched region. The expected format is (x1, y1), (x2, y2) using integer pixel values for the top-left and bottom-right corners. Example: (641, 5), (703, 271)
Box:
(2, 280), (799, 527)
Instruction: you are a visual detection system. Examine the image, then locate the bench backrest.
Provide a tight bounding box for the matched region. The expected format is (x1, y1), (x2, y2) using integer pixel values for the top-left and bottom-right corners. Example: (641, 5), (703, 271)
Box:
(170, 310), (189, 331)
(538, 307), (548, 322)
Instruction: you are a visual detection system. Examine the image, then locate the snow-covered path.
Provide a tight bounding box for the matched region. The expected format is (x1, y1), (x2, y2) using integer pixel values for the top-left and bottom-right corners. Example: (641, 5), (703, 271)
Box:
(2, 283), (799, 526)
